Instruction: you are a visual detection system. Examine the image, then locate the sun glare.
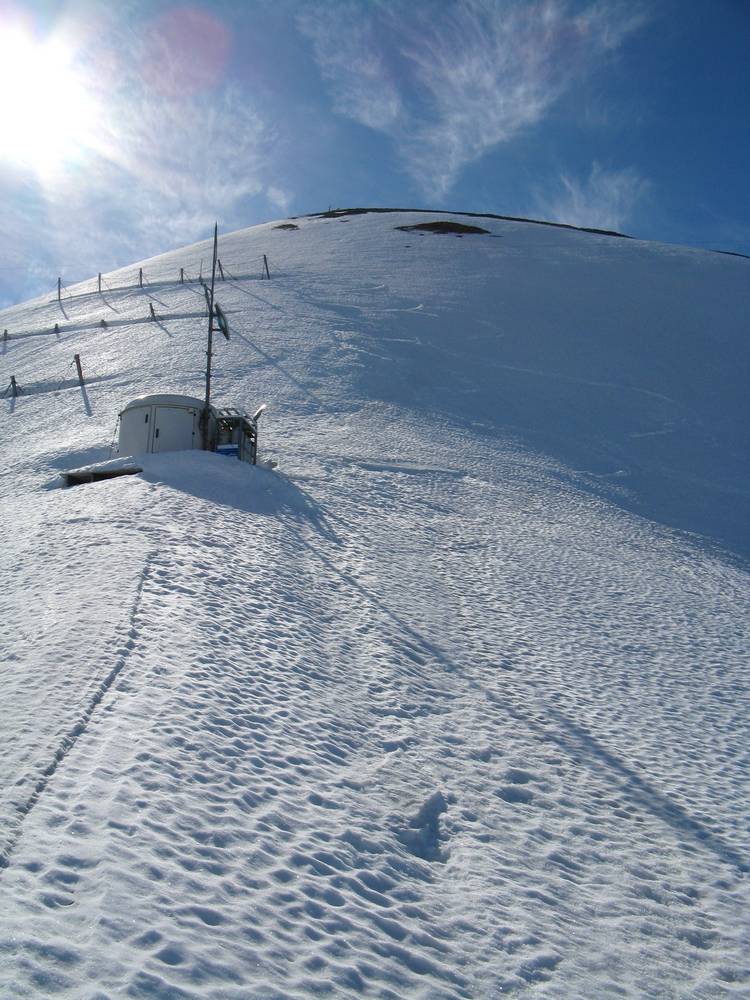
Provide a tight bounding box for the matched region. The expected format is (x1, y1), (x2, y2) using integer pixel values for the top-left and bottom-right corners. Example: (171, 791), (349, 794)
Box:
(0, 23), (96, 176)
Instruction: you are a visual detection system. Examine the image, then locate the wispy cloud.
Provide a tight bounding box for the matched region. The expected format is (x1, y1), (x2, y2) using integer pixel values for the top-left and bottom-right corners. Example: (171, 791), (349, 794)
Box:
(299, 0), (648, 199)
(77, 2), (285, 253)
(533, 161), (649, 232)
(266, 185), (294, 215)
(92, 87), (271, 247)
(297, 4), (403, 130)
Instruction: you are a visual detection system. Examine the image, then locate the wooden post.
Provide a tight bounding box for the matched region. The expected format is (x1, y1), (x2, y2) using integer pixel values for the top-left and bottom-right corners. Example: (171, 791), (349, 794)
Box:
(10, 375), (18, 396)
(218, 259), (225, 281)
(139, 268), (143, 288)
(149, 302), (156, 320)
(54, 322), (60, 334)
(263, 254), (270, 279)
(57, 277), (62, 302)
(98, 273), (102, 293)
(180, 267), (184, 284)
(74, 353), (84, 387)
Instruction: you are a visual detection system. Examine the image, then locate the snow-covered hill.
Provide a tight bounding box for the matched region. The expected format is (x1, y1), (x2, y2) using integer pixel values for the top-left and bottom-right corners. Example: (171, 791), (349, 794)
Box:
(1, 210), (748, 998)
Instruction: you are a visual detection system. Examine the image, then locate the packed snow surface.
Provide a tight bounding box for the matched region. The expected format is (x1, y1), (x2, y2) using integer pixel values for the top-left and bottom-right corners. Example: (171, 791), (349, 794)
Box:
(1, 210), (749, 998)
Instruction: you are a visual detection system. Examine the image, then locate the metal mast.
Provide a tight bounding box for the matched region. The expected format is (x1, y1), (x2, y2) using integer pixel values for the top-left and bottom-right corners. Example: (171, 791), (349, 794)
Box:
(202, 222), (219, 450)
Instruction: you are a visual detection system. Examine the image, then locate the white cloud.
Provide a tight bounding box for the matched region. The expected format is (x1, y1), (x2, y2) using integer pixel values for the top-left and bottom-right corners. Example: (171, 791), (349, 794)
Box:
(297, 4), (403, 131)
(92, 83), (270, 247)
(266, 186), (293, 215)
(573, 1), (650, 51)
(533, 161), (649, 231)
(300, 0), (648, 200)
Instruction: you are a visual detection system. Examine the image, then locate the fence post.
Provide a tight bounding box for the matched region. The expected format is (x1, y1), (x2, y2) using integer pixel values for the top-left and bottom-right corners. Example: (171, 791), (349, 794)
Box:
(149, 302), (156, 320)
(218, 259), (225, 280)
(54, 322), (60, 334)
(139, 268), (143, 288)
(180, 267), (184, 284)
(10, 375), (18, 397)
(98, 273), (102, 293)
(74, 353), (84, 387)
(57, 277), (62, 302)
(263, 255), (270, 279)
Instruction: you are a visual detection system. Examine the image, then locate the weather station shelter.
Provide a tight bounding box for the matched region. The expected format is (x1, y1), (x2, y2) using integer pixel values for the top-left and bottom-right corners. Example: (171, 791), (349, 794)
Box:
(118, 393), (209, 456)
(118, 393), (260, 464)
(64, 226), (263, 488)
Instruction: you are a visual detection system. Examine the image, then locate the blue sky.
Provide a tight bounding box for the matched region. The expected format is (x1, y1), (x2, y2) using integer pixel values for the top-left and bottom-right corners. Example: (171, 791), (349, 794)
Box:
(1, 0), (748, 306)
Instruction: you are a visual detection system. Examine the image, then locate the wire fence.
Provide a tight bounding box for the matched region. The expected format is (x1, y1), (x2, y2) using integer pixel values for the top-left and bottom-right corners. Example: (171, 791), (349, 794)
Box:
(2, 250), (273, 413)
(2, 308), (207, 345)
(2, 352), (117, 422)
(45, 254), (274, 306)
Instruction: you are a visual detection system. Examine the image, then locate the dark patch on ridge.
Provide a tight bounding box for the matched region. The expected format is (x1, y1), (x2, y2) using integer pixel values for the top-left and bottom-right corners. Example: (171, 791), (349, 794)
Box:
(273, 223), (299, 231)
(299, 206), (632, 240)
(395, 221), (490, 235)
(713, 248), (750, 260)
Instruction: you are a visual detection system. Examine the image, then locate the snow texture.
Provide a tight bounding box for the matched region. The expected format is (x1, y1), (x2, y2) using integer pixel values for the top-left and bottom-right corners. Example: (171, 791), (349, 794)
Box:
(1, 210), (749, 998)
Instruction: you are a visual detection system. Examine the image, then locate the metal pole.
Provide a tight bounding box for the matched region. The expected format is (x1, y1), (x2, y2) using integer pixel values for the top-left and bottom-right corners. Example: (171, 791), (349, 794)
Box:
(203, 223), (219, 450)
(263, 254), (270, 279)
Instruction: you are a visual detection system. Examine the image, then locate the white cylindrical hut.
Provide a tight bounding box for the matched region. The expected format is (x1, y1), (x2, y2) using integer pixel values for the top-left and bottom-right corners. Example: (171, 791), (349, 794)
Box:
(118, 394), (215, 457)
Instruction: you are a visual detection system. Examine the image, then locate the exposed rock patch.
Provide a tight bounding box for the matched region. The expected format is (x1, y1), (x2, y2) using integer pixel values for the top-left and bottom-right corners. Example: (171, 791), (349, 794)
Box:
(395, 221), (490, 236)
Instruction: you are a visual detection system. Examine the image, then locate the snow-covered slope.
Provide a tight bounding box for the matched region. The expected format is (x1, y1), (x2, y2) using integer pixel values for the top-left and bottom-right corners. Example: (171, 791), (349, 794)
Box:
(1, 211), (748, 998)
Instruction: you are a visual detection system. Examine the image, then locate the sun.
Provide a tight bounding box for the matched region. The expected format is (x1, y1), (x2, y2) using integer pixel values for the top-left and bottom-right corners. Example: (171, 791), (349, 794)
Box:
(0, 21), (96, 176)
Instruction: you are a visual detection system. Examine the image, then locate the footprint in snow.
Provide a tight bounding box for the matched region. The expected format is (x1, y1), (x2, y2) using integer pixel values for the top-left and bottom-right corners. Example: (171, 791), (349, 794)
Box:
(497, 786), (534, 805)
(397, 790), (450, 862)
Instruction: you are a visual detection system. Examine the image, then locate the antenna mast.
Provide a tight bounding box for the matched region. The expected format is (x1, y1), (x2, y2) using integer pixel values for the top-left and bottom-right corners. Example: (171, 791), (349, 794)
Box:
(202, 222), (219, 450)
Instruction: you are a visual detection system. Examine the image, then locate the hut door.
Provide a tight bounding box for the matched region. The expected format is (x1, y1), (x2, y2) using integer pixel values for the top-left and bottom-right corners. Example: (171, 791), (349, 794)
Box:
(153, 406), (199, 453)
(119, 405), (153, 456)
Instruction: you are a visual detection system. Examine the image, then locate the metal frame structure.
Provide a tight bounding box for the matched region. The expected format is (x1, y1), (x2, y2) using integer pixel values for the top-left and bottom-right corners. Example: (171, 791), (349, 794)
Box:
(215, 407), (260, 465)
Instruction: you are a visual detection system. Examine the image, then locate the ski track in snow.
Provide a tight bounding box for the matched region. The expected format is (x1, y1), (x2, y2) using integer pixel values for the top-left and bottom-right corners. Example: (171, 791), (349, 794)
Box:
(0, 211), (749, 998)
(0, 547), (157, 869)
